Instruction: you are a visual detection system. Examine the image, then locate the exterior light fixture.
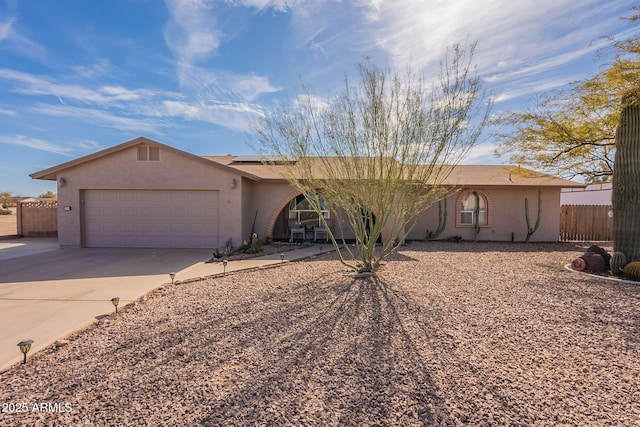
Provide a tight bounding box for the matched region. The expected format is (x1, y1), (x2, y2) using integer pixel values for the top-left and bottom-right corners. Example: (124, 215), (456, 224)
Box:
(169, 272), (176, 284)
(17, 339), (34, 364)
(223, 259), (228, 275)
(58, 177), (66, 187)
(230, 178), (237, 189)
(280, 253), (285, 264)
(111, 297), (120, 313)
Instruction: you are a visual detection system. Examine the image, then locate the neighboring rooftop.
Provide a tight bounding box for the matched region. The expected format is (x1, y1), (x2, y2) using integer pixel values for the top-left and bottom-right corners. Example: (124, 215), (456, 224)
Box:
(561, 182), (612, 205)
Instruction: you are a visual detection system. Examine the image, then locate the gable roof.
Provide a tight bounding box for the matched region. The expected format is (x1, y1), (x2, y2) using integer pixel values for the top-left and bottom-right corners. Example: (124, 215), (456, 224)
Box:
(30, 137), (260, 181)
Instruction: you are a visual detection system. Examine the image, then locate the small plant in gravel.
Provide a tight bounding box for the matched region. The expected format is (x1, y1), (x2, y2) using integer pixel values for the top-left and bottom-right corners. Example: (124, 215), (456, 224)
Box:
(0, 208), (11, 215)
(212, 249), (226, 259)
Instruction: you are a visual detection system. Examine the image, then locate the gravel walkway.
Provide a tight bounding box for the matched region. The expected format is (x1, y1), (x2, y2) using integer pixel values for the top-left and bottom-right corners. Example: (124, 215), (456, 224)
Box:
(1, 242), (639, 426)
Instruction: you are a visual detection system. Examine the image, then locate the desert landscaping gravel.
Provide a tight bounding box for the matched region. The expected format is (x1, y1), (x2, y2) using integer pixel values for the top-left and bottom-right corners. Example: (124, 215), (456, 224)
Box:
(1, 241), (639, 426)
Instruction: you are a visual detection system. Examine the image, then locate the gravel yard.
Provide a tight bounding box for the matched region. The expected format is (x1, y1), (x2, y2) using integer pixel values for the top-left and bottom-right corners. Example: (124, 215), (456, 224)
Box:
(1, 241), (639, 426)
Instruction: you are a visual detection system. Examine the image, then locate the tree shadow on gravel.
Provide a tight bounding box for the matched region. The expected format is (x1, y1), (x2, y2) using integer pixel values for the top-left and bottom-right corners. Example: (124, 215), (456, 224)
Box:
(197, 275), (455, 426)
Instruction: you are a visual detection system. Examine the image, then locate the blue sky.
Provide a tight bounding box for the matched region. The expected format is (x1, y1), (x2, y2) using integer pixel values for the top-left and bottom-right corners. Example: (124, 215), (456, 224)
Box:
(0, 0), (635, 196)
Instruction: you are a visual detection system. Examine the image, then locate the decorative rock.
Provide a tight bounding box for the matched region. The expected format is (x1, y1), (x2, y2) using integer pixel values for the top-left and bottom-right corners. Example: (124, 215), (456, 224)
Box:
(571, 258), (586, 271)
(584, 245), (611, 269)
(581, 252), (606, 273)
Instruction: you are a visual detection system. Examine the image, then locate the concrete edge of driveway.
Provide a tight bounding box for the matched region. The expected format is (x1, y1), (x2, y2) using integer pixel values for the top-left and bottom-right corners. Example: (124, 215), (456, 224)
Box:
(0, 244), (336, 373)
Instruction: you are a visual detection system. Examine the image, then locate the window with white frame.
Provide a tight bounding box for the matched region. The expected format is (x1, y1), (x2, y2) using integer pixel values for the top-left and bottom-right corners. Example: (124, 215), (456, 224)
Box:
(460, 191), (487, 226)
(288, 194), (330, 227)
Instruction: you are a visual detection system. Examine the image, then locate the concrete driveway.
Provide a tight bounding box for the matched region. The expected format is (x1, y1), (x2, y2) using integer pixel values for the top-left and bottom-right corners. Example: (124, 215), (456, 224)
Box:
(0, 242), (211, 371)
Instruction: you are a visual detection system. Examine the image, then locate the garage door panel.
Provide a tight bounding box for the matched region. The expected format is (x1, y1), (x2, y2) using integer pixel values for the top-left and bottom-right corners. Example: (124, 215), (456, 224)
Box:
(84, 190), (219, 248)
(169, 223), (186, 233)
(102, 191), (123, 203)
(153, 223), (169, 232)
(167, 206), (185, 217)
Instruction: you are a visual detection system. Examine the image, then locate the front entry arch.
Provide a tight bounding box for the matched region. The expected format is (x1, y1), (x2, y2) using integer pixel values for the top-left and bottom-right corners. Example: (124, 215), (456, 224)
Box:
(265, 191), (331, 242)
(265, 190), (301, 241)
(264, 191), (389, 243)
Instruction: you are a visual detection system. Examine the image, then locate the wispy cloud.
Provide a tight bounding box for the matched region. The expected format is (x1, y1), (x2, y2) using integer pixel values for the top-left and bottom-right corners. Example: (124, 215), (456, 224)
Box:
(376, 1), (634, 107)
(30, 104), (167, 135)
(0, 17), (14, 41)
(0, 15), (47, 61)
(461, 142), (501, 165)
(0, 105), (14, 116)
(178, 65), (280, 102)
(163, 0), (282, 111)
(76, 139), (104, 151)
(153, 99), (264, 132)
(231, 0), (307, 12)
(0, 68), (166, 106)
(72, 60), (124, 80)
(163, 0), (222, 69)
(0, 134), (73, 155)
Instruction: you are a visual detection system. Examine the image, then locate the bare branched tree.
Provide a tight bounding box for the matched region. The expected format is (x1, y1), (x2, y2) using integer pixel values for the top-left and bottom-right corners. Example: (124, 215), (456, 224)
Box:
(254, 44), (491, 273)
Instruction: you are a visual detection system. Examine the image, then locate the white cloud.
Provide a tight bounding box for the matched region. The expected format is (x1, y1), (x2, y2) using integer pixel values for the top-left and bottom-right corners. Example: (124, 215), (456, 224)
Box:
(352, 0), (635, 110)
(0, 68), (169, 106)
(76, 140), (104, 151)
(0, 17), (14, 41)
(0, 106), (14, 116)
(0, 65), (272, 132)
(0, 15), (47, 61)
(72, 60), (123, 80)
(360, 0), (599, 69)
(162, 0), (282, 126)
(30, 104), (167, 135)
(252, 0), (629, 106)
(163, 0), (222, 67)
(460, 142), (500, 165)
(153, 99), (264, 132)
(231, 0), (311, 12)
(0, 134), (73, 155)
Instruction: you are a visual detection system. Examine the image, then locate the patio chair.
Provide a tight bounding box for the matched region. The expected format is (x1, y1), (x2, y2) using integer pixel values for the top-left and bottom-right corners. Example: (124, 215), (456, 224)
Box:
(288, 219), (305, 242)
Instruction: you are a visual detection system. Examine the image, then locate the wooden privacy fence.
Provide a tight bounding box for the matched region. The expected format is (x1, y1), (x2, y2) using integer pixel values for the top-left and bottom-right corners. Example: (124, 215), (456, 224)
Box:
(560, 205), (612, 241)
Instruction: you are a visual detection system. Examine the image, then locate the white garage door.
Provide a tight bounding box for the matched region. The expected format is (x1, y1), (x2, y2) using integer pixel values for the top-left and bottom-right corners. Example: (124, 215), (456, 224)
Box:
(83, 190), (219, 248)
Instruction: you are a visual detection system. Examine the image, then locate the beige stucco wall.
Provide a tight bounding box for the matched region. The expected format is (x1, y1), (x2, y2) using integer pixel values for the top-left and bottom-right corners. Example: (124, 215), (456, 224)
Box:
(55, 146), (243, 247)
(242, 180), (298, 241)
(408, 187), (561, 242)
(50, 143), (565, 247)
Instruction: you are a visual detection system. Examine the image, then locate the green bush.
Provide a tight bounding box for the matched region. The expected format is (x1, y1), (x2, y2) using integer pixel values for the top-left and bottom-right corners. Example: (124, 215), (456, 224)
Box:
(0, 208), (12, 215)
(212, 249), (225, 259)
